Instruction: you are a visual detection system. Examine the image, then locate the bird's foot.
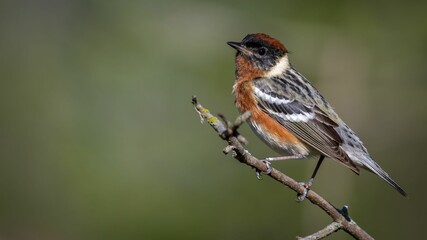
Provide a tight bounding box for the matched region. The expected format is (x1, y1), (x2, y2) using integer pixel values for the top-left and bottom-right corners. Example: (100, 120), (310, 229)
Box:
(255, 160), (272, 180)
(296, 178), (314, 202)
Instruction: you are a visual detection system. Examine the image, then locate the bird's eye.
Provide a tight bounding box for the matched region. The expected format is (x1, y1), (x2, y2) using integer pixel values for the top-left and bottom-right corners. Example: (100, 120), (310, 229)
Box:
(258, 47), (267, 56)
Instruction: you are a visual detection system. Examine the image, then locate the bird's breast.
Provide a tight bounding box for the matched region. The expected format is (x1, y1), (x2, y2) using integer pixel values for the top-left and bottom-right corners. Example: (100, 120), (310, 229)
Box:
(233, 80), (311, 157)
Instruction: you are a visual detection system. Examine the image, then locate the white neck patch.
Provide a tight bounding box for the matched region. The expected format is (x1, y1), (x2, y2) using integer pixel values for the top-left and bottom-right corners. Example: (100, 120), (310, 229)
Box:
(264, 55), (290, 78)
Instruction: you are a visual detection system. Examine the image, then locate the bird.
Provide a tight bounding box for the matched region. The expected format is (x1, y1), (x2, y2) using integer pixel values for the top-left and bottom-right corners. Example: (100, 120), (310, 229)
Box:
(227, 33), (407, 199)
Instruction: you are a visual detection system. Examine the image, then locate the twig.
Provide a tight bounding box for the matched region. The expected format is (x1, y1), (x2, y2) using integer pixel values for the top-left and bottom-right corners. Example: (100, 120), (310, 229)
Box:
(297, 222), (341, 240)
(192, 96), (374, 240)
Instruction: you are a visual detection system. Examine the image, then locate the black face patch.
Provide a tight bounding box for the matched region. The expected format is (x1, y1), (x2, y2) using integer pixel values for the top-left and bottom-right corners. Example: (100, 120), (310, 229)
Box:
(226, 34), (285, 72)
(234, 34), (286, 71)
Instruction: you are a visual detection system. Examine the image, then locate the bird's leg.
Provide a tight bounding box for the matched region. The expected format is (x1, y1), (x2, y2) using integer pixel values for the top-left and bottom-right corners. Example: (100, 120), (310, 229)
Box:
(297, 155), (325, 202)
(262, 155), (305, 162)
(256, 155), (305, 179)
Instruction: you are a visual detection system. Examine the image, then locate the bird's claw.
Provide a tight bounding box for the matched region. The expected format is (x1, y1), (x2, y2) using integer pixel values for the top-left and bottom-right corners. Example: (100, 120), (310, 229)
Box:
(296, 188), (309, 202)
(255, 170), (262, 180)
(255, 160), (272, 179)
(262, 160), (272, 174)
(296, 178), (314, 202)
(231, 150), (237, 158)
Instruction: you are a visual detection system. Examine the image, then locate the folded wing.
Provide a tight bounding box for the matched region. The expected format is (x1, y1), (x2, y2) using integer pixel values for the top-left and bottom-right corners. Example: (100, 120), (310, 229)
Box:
(252, 77), (359, 173)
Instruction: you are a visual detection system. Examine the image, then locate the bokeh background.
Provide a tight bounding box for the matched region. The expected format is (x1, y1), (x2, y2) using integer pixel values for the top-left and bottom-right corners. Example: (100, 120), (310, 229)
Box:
(1, 1), (426, 239)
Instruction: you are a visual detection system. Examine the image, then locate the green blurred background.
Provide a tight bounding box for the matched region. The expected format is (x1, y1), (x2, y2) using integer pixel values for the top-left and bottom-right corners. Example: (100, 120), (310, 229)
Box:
(1, 1), (426, 239)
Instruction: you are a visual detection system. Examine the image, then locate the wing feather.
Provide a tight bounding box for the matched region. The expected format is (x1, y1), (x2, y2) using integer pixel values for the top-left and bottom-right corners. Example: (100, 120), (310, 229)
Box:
(253, 78), (359, 173)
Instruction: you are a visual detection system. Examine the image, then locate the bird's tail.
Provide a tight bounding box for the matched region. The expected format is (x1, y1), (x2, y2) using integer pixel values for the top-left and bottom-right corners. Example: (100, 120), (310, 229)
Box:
(342, 145), (407, 197)
(360, 156), (407, 197)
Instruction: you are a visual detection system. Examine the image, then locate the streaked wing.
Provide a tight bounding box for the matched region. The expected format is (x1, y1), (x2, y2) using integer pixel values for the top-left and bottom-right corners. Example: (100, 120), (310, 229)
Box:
(252, 77), (359, 173)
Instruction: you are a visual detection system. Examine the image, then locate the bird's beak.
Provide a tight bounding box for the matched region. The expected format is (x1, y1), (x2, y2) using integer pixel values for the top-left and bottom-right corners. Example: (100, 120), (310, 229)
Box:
(227, 42), (252, 55)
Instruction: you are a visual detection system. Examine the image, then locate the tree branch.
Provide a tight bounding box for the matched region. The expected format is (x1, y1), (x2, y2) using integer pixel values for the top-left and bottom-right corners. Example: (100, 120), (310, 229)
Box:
(297, 222), (341, 240)
(192, 96), (374, 240)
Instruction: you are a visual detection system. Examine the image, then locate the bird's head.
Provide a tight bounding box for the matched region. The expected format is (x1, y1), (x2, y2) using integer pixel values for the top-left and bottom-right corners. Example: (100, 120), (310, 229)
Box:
(228, 33), (289, 75)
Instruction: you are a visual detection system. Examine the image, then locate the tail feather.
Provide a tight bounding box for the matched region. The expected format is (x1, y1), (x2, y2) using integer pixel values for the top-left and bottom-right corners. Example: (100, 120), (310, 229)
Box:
(363, 160), (408, 197)
(341, 145), (407, 197)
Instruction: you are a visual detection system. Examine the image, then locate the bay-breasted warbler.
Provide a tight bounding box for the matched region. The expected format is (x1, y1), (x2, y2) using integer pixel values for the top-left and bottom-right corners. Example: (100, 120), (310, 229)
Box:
(227, 33), (407, 198)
